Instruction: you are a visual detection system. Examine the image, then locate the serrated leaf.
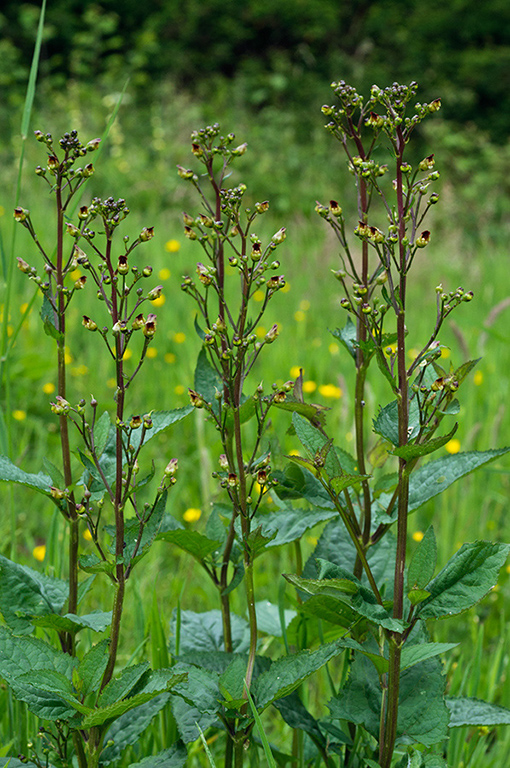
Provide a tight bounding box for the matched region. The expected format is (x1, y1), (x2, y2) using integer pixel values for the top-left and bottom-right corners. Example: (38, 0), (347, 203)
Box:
(219, 654), (246, 701)
(170, 609), (249, 654)
(408, 588), (431, 606)
(331, 317), (357, 359)
(376, 448), (510, 523)
(128, 743), (188, 768)
(40, 294), (62, 341)
(284, 573), (359, 598)
(170, 663), (221, 743)
(416, 541), (510, 619)
(83, 689), (169, 728)
(79, 553), (114, 575)
(298, 594), (360, 628)
(93, 411), (111, 457)
(373, 398), (421, 446)
(271, 395), (329, 426)
(257, 507), (335, 548)
(128, 408), (194, 452)
(392, 424), (458, 460)
(101, 694), (171, 765)
(157, 529), (221, 562)
(31, 610), (112, 634)
(255, 601), (296, 637)
(273, 464), (334, 508)
(0, 555), (68, 634)
(17, 669), (91, 714)
(98, 662), (150, 708)
(252, 639), (356, 711)
(408, 526), (437, 590)
(194, 347), (221, 406)
(0, 455), (52, 495)
(78, 639), (110, 696)
(439, 398), (460, 415)
(41, 458), (64, 488)
(274, 692), (327, 746)
(400, 642), (458, 670)
(447, 696), (510, 727)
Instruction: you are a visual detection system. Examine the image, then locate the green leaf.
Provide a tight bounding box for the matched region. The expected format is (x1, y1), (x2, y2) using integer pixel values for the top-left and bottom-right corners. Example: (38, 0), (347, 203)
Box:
(245, 682), (279, 767)
(331, 317), (357, 359)
(447, 696), (510, 727)
(128, 743), (188, 768)
(271, 395), (329, 427)
(255, 601), (296, 637)
(284, 573), (359, 598)
(78, 639), (110, 696)
(253, 639), (356, 711)
(219, 654), (246, 701)
(31, 610), (112, 634)
(273, 464), (334, 508)
(93, 411), (111, 457)
(83, 689), (173, 728)
(408, 589), (431, 606)
(0, 555), (68, 634)
(258, 507), (335, 548)
(98, 663), (150, 708)
(439, 398), (460, 415)
(107, 491), (168, 567)
(42, 458), (64, 488)
(400, 642), (458, 670)
(17, 669), (91, 714)
(373, 398), (421, 446)
(170, 663), (221, 742)
(157, 529), (221, 562)
(298, 594), (361, 628)
(392, 423), (459, 460)
(194, 347), (221, 406)
(376, 447), (510, 522)
(273, 692), (328, 747)
(79, 553), (114, 575)
(40, 294), (62, 341)
(329, 644), (449, 746)
(408, 526), (437, 591)
(0, 455), (52, 495)
(292, 413), (356, 483)
(101, 694), (171, 764)
(416, 541), (510, 619)
(170, 609), (248, 654)
(128, 408), (194, 452)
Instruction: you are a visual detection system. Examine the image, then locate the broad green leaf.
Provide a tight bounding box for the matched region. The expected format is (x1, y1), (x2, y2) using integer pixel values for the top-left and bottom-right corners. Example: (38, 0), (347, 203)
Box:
(83, 688), (174, 728)
(258, 507), (335, 548)
(246, 525), (276, 558)
(17, 669), (91, 715)
(40, 294), (62, 341)
(93, 410), (111, 457)
(170, 663), (221, 742)
(329, 645), (449, 746)
(417, 541), (510, 619)
(255, 601), (296, 637)
(107, 491), (168, 566)
(31, 610), (112, 634)
(408, 526), (437, 591)
(170, 609), (248, 654)
(252, 639), (356, 711)
(78, 639), (110, 696)
(194, 347), (221, 406)
(0, 760), (50, 768)
(439, 399), (460, 415)
(98, 662), (149, 708)
(79, 553), (114, 576)
(331, 317), (357, 359)
(274, 692), (328, 747)
(0, 555), (68, 634)
(0, 455), (52, 495)
(292, 413), (357, 484)
(376, 447), (510, 522)
(42, 458), (64, 488)
(130, 668), (188, 697)
(157, 529), (221, 562)
(447, 696), (510, 727)
(400, 642), (458, 671)
(408, 589), (431, 606)
(284, 573), (359, 599)
(392, 423), (458, 460)
(373, 398), (421, 446)
(219, 654), (246, 701)
(273, 464), (334, 508)
(128, 743), (188, 768)
(101, 694), (171, 765)
(128, 408), (193, 452)
(298, 594), (361, 628)
(271, 395), (329, 427)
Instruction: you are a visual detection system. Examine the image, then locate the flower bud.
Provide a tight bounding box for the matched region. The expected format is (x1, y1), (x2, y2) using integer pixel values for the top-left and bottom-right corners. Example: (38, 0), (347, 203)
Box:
(117, 255), (129, 274)
(228, 472), (239, 487)
(366, 112), (384, 128)
(132, 313), (145, 330)
(232, 143), (247, 156)
(130, 415), (143, 429)
(82, 163), (94, 177)
(251, 241), (262, 261)
(14, 207), (29, 223)
(429, 193), (439, 204)
(74, 276), (87, 290)
(17, 257), (32, 273)
(164, 458), (178, 476)
(148, 285), (163, 300)
(47, 155), (59, 172)
(274, 390), (286, 403)
(78, 205), (89, 220)
(329, 200), (342, 216)
(219, 454), (229, 470)
(140, 227), (154, 242)
(271, 227), (286, 245)
(428, 99), (441, 113)
(86, 138), (101, 151)
(191, 142), (203, 157)
(255, 200), (269, 214)
(419, 154), (435, 171)
(415, 230), (431, 248)
(143, 313), (157, 338)
(189, 389), (204, 408)
(264, 324), (279, 343)
(143, 414), (153, 429)
(66, 222), (80, 238)
(34, 130), (45, 142)
(183, 211), (195, 227)
(177, 165), (194, 180)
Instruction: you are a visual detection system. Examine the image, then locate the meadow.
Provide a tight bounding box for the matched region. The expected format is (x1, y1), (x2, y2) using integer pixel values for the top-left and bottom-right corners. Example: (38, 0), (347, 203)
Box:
(1, 72), (510, 768)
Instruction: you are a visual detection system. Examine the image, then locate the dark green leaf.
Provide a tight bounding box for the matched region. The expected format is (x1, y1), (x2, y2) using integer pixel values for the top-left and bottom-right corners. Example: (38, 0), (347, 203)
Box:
(258, 507), (335, 548)
(0, 455), (52, 495)
(273, 464), (334, 508)
(274, 692), (327, 746)
(93, 411), (111, 457)
(400, 642), (458, 670)
(447, 696), (510, 727)
(170, 609), (248, 654)
(408, 526), (437, 591)
(42, 458), (64, 488)
(194, 347), (221, 406)
(101, 694), (171, 765)
(271, 395), (329, 427)
(78, 639), (110, 696)
(17, 669), (90, 714)
(83, 689), (170, 728)
(128, 408), (194, 452)
(393, 424), (458, 460)
(79, 553), (114, 575)
(0, 555), (68, 634)
(128, 743), (188, 768)
(219, 654), (246, 701)
(417, 541), (510, 619)
(157, 529), (221, 562)
(298, 594), (361, 628)
(194, 314), (206, 341)
(170, 663), (221, 742)
(31, 610), (112, 634)
(439, 399), (460, 415)
(373, 398), (421, 446)
(331, 317), (357, 359)
(40, 294), (62, 341)
(98, 662), (150, 708)
(252, 639), (355, 711)
(255, 601), (296, 637)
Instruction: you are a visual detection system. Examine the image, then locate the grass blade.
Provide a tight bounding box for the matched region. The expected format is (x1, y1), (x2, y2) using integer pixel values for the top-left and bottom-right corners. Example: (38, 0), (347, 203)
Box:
(244, 680), (278, 768)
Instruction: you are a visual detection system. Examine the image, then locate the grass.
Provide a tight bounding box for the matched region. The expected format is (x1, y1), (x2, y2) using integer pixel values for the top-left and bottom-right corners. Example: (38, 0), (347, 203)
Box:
(1, 76), (510, 765)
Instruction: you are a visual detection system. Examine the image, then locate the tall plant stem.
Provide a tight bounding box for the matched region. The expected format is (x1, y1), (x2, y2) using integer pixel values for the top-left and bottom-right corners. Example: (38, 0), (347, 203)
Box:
(380, 135), (409, 768)
(55, 188), (78, 654)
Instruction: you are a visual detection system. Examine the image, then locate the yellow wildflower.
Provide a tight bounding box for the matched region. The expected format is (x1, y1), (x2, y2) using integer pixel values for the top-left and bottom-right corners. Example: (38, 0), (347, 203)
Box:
(294, 310), (306, 322)
(183, 507), (202, 523)
(473, 371), (483, 386)
(165, 239), (181, 253)
(299, 299), (311, 311)
(164, 352), (176, 364)
(158, 268), (171, 280)
(290, 366), (302, 379)
(329, 342), (339, 355)
(146, 347), (158, 358)
(42, 382), (55, 394)
(174, 332), (186, 344)
(83, 529), (93, 541)
(440, 347), (451, 359)
(303, 380), (317, 393)
(281, 282), (290, 293)
(412, 531), (424, 543)
(319, 384), (342, 399)
(255, 326), (266, 338)
(33, 544), (46, 561)
(253, 290), (265, 302)
(174, 384), (185, 395)
(445, 438), (461, 454)
(123, 348), (133, 360)
(13, 410), (27, 421)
